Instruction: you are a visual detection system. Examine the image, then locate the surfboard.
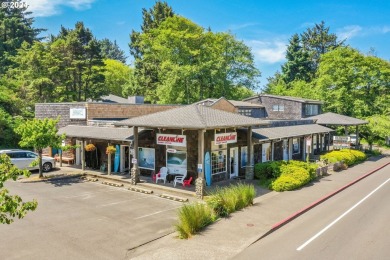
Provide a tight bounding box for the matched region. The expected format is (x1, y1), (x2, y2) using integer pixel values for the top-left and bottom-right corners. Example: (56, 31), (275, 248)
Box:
(114, 144), (120, 172)
(204, 152), (212, 186)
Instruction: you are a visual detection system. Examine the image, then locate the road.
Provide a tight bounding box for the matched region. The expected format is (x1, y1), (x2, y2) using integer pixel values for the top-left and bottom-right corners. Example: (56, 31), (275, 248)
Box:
(0, 177), (182, 260)
(235, 165), (390, 260)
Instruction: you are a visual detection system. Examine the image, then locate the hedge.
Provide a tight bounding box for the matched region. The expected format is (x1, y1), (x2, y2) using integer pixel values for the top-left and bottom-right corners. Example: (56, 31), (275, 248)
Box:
(320, 149), (366, 166)
(271, 166), (311, 192)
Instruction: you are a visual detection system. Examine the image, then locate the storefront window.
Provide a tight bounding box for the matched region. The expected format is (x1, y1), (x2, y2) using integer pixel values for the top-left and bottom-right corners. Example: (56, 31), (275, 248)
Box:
(293, 138), (300, 154)
(166, 146), (187, 175)
(305, 104), (319, 116)
(211, 142), (227, 175)
(262, 143), (271, 162)
(241, 146), (248, 167)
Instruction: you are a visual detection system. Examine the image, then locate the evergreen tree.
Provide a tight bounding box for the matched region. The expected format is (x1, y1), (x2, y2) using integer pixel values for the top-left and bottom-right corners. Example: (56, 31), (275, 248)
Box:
(0, 0), (44, 75)
(281, 34), (311, 84)
(129, 1), (174, 102)
(99, 39), (127, 63)
(301, 21), (344, 73)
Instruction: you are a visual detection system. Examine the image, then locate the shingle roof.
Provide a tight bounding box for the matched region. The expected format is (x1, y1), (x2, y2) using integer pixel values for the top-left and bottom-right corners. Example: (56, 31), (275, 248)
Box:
(194, 98), (264, 108)
(58, 125), (134, 141)
(252, 124), (334, 142)
(115, 104), (269, 129)
(307, 112), (368, 126)
(243, 94), (323, 104)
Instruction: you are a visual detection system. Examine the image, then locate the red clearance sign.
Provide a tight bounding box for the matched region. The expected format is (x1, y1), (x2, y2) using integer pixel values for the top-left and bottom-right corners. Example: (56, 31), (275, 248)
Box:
(156, 134), (187, 147)
(214, 132), (237, 145)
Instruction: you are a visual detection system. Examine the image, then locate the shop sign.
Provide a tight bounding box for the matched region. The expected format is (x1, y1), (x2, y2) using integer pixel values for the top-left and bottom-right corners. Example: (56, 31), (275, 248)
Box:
(166, 148), (177, 153)
(333, 136), (350, 149)
(69, 107), (86, 119)
(214, 132), (237, 145)
(156, 134), (186, 147)
(306, 136), (312, 146)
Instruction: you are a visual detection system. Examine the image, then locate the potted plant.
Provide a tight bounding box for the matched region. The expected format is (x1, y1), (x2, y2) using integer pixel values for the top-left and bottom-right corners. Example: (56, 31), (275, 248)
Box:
(85, 144), (96, 152)
(106, 145), (116, 155)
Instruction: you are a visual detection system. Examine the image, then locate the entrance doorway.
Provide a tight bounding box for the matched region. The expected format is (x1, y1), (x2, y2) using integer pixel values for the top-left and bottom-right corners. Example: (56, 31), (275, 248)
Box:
(75, 140), (83, 165)
(120, 145), (130, 173)
(283, 139), (289, 161)
(229, 147), (238, 178)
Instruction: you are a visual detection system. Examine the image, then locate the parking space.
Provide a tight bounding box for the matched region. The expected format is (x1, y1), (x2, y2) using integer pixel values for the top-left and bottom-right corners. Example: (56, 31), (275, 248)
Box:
(0, 178), (182, 260)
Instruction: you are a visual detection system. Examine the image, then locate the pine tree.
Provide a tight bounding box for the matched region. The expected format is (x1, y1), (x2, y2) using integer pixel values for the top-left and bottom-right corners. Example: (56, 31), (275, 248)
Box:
(281, 34), (311, 84)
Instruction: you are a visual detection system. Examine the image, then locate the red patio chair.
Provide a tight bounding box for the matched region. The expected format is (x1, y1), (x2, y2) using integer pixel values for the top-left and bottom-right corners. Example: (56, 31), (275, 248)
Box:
(182, 177), (193, 187)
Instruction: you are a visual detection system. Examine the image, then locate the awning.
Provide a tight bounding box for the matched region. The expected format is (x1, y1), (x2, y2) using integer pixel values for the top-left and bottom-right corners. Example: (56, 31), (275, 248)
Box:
(252, 124), (334, 142)
(307, 112), (367, 126)
(58, 125), (135, 142)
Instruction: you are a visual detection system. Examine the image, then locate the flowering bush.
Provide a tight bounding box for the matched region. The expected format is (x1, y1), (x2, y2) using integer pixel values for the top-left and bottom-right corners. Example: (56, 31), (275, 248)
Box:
(85, 144), (96, 152)
(106, 145), (116, 155)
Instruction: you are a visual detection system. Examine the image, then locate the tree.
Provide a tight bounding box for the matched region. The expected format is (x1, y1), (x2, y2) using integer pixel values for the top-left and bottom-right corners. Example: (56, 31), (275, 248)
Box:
(0, 0), (44, 74)
(99, 39), (127, 63)
(301, 21), (345, 73)
(138, 16), (258, 104)
(129, 1), (174, 101)
(315, 47), (390, 118)
(50, 22), (107, 101)
(15, 117), (65, 178)
(103, 59), (136, 97)
(360, 115), (390, 150)
(0, 154), (37, 224)
(281, 34), (312, 84)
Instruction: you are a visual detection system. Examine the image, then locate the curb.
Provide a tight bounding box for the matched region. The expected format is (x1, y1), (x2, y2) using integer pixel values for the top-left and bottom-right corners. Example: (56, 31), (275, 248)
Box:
(128, 186), (153, 194)
(159, 194), (189, 202)
(101, 181), (124, 187)
(249, 161), (390, 245)
(19, 173), (85, 183)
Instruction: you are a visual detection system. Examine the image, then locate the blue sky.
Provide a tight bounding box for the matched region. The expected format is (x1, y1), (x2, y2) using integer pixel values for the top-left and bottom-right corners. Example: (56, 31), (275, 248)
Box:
(26, 0), (390, 90)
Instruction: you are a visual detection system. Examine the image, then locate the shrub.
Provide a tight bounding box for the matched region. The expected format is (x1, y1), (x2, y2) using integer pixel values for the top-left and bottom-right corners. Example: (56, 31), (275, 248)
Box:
(321, 149), (367, 166)
(271, 166), (310, 191)
(175, 203), (214, 239)
(254, 161), (284, 179)
(284, 160), (318, 180)
(271, 175), (302, 192)
(206, 183), (256, 217)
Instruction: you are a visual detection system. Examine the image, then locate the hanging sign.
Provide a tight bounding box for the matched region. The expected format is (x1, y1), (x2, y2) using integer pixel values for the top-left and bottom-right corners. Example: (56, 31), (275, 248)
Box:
(166, 148), (177, 153)
(156, 134), (187, 147)
(214, 132), (237, 145)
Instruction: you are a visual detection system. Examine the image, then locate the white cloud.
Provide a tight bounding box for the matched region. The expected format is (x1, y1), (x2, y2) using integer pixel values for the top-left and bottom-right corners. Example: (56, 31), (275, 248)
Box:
(25, 0), (96, 17)
(337, 25), (362, 40)
(246, 40), (286, 64)
(228, 23), (258, 31)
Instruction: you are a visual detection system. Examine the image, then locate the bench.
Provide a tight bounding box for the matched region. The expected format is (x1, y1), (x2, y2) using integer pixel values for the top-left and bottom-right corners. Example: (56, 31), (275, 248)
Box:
(55, 155), (75, 165)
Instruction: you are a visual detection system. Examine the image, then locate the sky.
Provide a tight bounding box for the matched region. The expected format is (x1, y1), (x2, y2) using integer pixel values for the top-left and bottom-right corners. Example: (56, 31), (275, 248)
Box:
(25, 0), (390, 90)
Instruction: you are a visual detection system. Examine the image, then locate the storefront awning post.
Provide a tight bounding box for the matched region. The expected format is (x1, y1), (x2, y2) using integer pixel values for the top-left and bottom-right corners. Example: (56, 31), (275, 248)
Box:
(130, 126), (140, 185)
(82, 139), (86, 171)
(245, 126), (254, 180)
(195, 129), (206, 199)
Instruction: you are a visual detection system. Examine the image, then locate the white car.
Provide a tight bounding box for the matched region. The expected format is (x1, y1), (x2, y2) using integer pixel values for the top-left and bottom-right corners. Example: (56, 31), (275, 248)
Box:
(0, 149), (56, 172)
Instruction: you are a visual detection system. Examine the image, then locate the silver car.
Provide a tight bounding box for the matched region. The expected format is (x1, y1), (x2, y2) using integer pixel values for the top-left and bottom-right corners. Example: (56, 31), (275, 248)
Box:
(0, 149), (56, 172)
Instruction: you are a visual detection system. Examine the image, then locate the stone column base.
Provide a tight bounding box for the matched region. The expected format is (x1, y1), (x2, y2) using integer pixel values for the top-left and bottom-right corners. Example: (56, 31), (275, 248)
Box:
(130, 167), (140, 185)
(195, 177), (206, 199)
(245, 166), (254, 180)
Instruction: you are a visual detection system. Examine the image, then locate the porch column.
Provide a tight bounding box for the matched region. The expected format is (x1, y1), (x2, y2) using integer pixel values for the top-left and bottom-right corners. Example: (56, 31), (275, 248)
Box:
(289, 138), (293, 160)
(356, 125), (360, 148)
(344, 125), (348, 135)
(245, 126), (254, 180)
(196, 129), (206, 199)
(130, 126), (140, 185)
(310, 134), (314, 157)
(107, 142), (112, 175)
(302, 137), (306, 161)
(82, 139), (86, 171)
(327, 133), (331, 151)
(271, 141), (274, 161)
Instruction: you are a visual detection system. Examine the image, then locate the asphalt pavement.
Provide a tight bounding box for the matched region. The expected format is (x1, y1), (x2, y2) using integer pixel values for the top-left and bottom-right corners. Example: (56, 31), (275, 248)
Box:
(235, 165), (390, 259)
(128, 154), (390, 260)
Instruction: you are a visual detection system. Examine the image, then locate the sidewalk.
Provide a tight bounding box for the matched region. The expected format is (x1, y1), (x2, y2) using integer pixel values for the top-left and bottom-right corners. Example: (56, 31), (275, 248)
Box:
(128, 155), (390, 260)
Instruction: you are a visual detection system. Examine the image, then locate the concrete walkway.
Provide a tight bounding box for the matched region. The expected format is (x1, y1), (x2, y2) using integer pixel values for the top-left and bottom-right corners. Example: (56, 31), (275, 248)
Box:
(127, 154), (390, 260)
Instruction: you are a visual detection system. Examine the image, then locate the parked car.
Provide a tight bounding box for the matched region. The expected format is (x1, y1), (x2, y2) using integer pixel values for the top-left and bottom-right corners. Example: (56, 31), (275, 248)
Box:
(0, 149), (56, 172)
